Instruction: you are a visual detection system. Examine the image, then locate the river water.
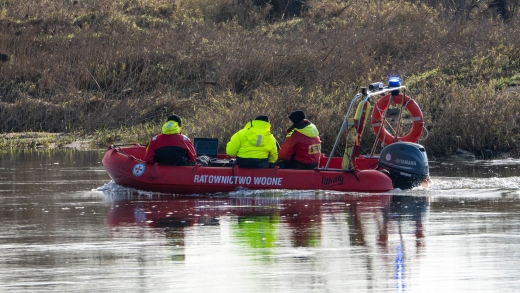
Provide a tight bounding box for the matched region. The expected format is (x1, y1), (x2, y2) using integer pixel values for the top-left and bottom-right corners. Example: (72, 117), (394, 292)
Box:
(1, 150), (519, 292)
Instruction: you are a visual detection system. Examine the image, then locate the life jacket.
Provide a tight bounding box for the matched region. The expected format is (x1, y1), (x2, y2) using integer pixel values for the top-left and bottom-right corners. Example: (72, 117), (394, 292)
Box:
(226, 119), (278, 163)
(144, 120), (197, 165)
(279, 120), (321, 166)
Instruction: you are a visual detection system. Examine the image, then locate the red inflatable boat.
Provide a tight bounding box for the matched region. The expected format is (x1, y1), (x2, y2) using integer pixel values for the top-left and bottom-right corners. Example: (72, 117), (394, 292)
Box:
(102, 79), (430, 194)
(102, 145), (394, 194)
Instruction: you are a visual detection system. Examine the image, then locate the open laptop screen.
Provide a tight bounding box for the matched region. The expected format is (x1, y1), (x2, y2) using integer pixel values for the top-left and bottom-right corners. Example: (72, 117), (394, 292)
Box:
(193, 138), (219, 158)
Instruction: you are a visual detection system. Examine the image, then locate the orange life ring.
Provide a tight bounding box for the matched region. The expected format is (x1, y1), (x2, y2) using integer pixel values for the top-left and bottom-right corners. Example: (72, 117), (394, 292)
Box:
(371, 94), (424, 145)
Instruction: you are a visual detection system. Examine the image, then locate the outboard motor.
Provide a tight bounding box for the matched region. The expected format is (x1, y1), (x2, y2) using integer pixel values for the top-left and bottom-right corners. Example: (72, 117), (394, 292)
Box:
(378, 142), (429, 190)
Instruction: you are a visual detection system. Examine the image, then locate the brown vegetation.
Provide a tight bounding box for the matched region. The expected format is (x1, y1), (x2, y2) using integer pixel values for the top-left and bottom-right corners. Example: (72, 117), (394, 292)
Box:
(0, 0), (519, 158)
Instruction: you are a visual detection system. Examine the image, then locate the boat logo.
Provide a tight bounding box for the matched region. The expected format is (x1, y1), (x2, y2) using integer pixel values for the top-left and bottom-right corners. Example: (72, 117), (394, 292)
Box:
(396, 158), (416, 166)
(386, 154), (392, 161)
(322, 175), (344, 187)
(132, 163), (146, 177)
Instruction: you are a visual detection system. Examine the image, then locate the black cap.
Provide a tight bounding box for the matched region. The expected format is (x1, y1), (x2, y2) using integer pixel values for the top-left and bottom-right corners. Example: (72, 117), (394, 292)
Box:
(254, 115), (269, 123)
(167, 114), (182, 126)
(289, 110), (305, 124)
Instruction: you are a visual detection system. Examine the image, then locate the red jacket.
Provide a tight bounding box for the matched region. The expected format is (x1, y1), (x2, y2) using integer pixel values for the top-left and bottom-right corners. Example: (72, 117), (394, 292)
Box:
(144, 133), (197, 165)
(279, 121), (321, 165)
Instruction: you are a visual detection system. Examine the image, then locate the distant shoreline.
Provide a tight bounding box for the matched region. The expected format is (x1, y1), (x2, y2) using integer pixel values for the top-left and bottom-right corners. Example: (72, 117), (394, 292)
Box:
(0, 132), (100, 151)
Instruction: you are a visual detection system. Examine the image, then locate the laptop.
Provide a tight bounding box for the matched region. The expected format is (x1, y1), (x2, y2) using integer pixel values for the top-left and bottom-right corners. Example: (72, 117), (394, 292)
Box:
(193, 138), (233, 167)
(193, 138), (219, 158)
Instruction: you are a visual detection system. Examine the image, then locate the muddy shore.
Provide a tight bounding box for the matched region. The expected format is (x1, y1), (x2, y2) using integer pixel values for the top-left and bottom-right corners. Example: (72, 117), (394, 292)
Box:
(0, 132), (107, 151)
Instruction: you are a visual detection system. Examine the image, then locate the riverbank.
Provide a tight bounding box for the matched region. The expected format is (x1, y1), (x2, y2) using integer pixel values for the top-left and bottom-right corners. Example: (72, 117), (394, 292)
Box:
(0, 132), (141, 151)
(0, 132), (94, 150)
(1, 0), (519, 157)
(0, 124), (161, 151)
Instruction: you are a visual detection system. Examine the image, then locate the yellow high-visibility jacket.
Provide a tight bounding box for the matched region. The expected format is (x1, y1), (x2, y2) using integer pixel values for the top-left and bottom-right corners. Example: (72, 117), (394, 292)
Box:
(226, 120), (278, 163)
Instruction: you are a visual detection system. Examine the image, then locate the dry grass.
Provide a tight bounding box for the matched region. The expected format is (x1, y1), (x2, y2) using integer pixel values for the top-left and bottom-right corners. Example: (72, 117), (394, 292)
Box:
(1, 0), (520, 157)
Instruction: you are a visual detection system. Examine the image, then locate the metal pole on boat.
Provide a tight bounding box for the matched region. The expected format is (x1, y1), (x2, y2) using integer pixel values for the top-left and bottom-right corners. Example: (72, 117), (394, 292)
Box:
(344, 94), (371, 170)
(370, 95), (393, 157)
(324, 85), (407, 169)
(369, 85), (407, 157)
(393, 87), (407, 142)
(324, 93), (362, 170)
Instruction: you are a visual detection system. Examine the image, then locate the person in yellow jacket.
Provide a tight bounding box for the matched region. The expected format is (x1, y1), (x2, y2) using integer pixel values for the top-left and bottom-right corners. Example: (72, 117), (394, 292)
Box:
(342, 98), (372, 169)
(226, 115), (278, 168)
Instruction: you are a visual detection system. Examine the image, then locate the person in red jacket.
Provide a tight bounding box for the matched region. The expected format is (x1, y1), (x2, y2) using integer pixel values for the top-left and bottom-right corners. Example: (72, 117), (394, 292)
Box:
(144, 115), (197, 166)
(278, 110), (322, 169)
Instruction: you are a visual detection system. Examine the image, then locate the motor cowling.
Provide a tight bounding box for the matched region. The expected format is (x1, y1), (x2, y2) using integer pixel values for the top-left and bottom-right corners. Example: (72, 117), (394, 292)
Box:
(378, 142), (429, 190)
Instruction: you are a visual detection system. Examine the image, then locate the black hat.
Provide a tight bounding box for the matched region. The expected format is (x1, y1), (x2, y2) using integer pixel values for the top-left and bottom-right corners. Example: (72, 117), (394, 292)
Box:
(289, 110), (305, 124)
(167, 114), (182, 126)
(254, 115), (269, 123)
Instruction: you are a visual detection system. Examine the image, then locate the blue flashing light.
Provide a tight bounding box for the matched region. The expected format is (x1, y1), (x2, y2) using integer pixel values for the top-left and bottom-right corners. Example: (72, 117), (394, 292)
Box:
(388, 77), (401, 88)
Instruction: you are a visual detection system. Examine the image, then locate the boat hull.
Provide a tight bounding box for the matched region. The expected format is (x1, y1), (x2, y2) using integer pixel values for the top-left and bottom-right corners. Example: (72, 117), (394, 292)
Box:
(102, 145), (394, 194)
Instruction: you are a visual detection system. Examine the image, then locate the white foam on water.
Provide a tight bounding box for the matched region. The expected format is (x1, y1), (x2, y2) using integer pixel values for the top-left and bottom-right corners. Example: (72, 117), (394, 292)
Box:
(428, 176), (520, 190)
(96, 181), (158, 200)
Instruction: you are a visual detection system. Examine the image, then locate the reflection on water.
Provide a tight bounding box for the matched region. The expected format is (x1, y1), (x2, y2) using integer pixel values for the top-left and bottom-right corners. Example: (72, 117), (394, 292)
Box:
(1, 151), (520, 292)
(104, 191), (426, 249)
(102, 190), (430, 292)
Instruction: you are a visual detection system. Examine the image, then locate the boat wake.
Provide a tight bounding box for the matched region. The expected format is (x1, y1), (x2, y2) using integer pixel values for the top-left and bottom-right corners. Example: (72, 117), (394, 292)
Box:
(97, 181), (160, 200)
(429, 176), (520, 190)
(398, 176), (520, 198)
(96, 174), (520, 200)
